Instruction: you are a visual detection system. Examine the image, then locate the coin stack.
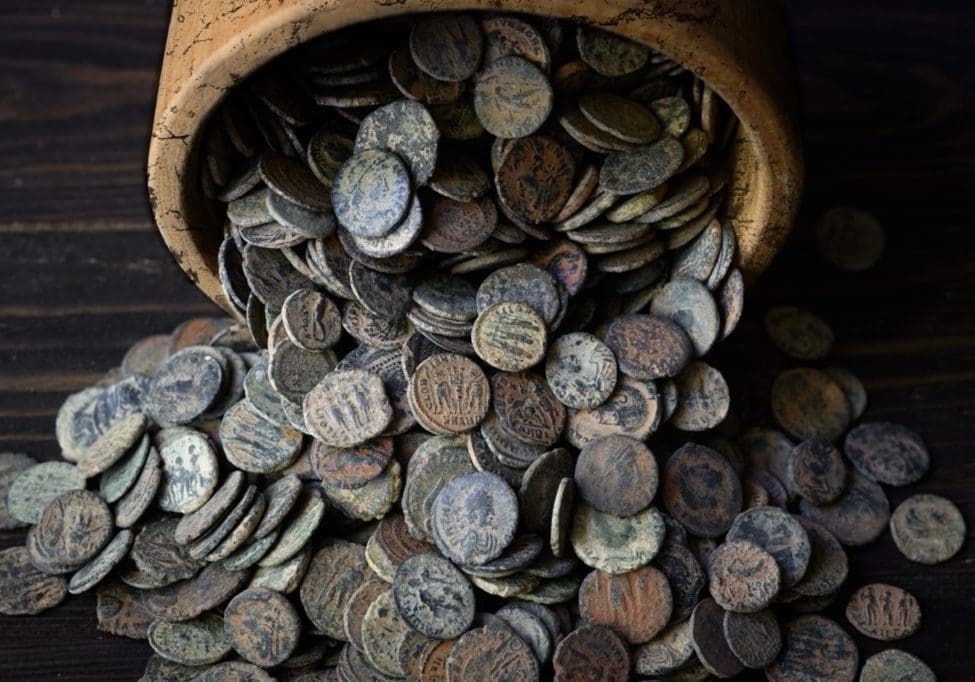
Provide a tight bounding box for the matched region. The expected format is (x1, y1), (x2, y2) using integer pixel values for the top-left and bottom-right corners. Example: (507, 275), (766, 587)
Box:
(0, 12), (963, 682)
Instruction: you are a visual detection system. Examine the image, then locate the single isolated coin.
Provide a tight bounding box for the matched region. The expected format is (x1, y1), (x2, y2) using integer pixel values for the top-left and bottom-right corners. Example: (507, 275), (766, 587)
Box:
(764, 305), (835, 360)
(815, 205), (885, 271)
(889, 493), (965, 565)
(845, 583), (921, 641)
(860, 649), (936, 682)
(844, 421), (929, 486)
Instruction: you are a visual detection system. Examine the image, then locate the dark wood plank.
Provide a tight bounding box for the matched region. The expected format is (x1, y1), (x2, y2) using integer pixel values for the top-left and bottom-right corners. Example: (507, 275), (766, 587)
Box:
(0, 0), (973, 679)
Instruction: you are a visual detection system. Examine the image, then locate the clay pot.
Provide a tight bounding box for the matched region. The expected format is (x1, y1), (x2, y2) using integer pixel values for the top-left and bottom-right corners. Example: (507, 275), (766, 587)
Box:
(148, 0), (803, 315)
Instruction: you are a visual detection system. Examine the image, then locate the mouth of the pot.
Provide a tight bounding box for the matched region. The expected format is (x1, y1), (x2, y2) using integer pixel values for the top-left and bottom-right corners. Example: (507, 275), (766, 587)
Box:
(148, 3), (801, 315)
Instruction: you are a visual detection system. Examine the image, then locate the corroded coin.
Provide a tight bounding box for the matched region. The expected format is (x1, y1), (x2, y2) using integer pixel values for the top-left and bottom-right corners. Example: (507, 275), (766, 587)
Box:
(671, 360), (730, 432)
(300, 540), (370, 639)
(193, 661), (272, 682)
(650, 277), (720, 356)
(221, 399), (303, 473)
(576, 26), (650, 77)
(413, 274), (478, 323)
(792, 517), (849, 597)
(332, 148), (412, 238)
(0, 546), (67, 615)
(860, 649), (936, 682)
(788, 438), (848, 505)
(157, 430), (219, 514)
(148, 613), (232, 667)
(476, 263), (561, 325)
(605, 313), (692, 380)
(600, 137), (684, 195)
(356, 99), (440, 185)
(531, 239), (589, 296)
(518, 448), (573, 534)
(115, 446), (162, 529)
(342, 301), (411, 351)
(388, 46), (464, 104)
(653, 541), (706, 622)
(311, 437), (391, 489)
(432, 471), (518, 566)
(800, 471), (890, 547)
(393, 552), (475, 639)
(845, 583), (920, 641)
(77, 413), (147, 477)
(303, 369), (392, 447)
(815, 205), (885, 271)
(147, 346), (226, 425)
(574, 435), (657, 517)
(824, 366), (868, 421)
(766, 615), (858, 682)
(121, 334), (171, 377)
(188, 485), (261, 561)
(481, 15), (550, 71)
(409, 13), (483, 82)
(259, 485), (325, 566)
(175, 470), (245, 545)
(447, 625), (540, 681)
(565, 376), (660, 448)
(844, 421), (929, 486)
(140, 562), (250, 622)
(722, 609), (781, 669)
(225, 587), (301, 667)
(771, 367), (851, 442)
(6, 461), (85, 525)
(495, 135), (573, 223)
(0, 452), (36, 528)
(132, 518), (203, 581)
(580, 93), (661, 144)
(475, 56), (553, 139)
(765, 305), (835, 360)
(409, 353), (490, 434)
(491, 371), (564, 447)
(348, 261), (414, 321)
(281, 288), (341, 351)
(571, 502), (665, 574)
(29, 489), (113, 574)
(633, 620), (695, 676)
(99, 433), (150, 503)
(706, 539), (780, 613)
(495, 603), (554, 663)
(95, 580), (154, 638)
(727, 506), (811, 589)
(553, 623), (630, 682)
(662, 443), (742, 538)
(578, 565), (672, 644)
(422, 195), (497, 254)
(550, 477), (575, 558)
(402, 435), (474, 541)
(362, 588), (412, 677)
(472, 302), (548, 372)
(889, 493), (965, 564)
(545, 332), (618, 409)
(690, 598), (745, 678)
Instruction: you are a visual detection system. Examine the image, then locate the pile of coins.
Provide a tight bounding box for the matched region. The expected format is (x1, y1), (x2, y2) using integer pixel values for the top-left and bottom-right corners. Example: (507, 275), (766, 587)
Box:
(0, 11), (966, 682)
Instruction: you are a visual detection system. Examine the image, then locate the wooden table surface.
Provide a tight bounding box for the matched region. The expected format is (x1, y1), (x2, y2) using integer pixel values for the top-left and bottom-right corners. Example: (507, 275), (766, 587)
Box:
(1, 1), (972, 679)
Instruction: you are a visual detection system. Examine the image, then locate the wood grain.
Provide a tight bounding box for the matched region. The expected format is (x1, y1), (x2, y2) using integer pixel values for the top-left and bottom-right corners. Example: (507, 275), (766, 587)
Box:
(1, 1), (973, 679)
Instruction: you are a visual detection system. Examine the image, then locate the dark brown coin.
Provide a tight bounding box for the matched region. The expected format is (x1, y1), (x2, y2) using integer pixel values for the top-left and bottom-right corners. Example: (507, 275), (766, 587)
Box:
(844, 421), (929, 486)
(771, 368), (851, 442)
(633, 620), (694, 677)
(726, 506), (811, 590)
(95, 580), (154, 638)
(472, 302), (548, 372)
(766, 615), (859, 682)
(653, 541), (706, 622)
(576, 26), (649, 76)
(356, 99), (440, 185)
(388, 46), (464, 104)
(545, 332), (618, 410)
(342, 300), (410, 350)
(281, 288), (342, 351)
(495, 136), (574, 227)
(845, 583), (921, 641)
(121, 334), (171, 377)
(574, 435), (657, 517)
(495, 603), (554, 663)
(600, 137), (684, 195)
(706, 539), (781, 613)
(723, 609), (782, 669)
(348, 261), (414, 321)
(475, 56), (553, 139)
(332, 149), (412, 238)
(565, 376), (660, 448)
(800, 471), (890, 547)
(303, 369), (392, 447)
(890, 493), (966, 564)
(815, 206), (885, 272)
(491, 371), (565, 447)
(824, 366), (868, 420)
(553, 623), (630, 682)
(765, 305), (835, 360)
(580, 92), (661, 145)
(132, 518), (203, 582)
(531, 239), (589, 296)
(792, 517), (849, 597)
(518, 448), (574, 534)
(300, 540), (370, 639)
(342, 577), (388, 650)
(0, 546), (67, 615)
(662, 443), (742, 538)
(29, 489), (113, 574)
(410, 13), (484, 82)
(690, 598), (746, 678)
(393, 552), (475, 639)
(789, 438), (848, 505)
(432, 471), (518, 566)
(311, 437), (391, 489)
(259, 154), (329, 210)
(422, 196), (497, 255)
(605, 313), (692, 380)
(430, 149), (492, 202)
(140, 563), (250, 622)
(409, 353), (490, 434)
(225, 587), (301, 667)
(446, 625), (540, 681)
(413, 274), (478, 323)
(147, 347), (225, 425)
(860, 649), (936, 682)
(477, 263), (561, 326)
(242, 245), (315, 310)
(578, 566), (672, 644)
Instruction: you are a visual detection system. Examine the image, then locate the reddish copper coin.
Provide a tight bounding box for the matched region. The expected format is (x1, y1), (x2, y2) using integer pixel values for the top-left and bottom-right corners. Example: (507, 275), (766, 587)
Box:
(604, 314), (692, 380)
(409, 353), (490, 434)
(495, 135), (575, 224)
(531, 239), (589, 296)
(845, 583), (921, 641)
(574, 434), (657, 517)
(491, 371), (565, 448)
(706, 539), (780, 613)
(690, 598), (745, 678)
(553, 623), (630, 682)
(311, 437), (393, 489)
(446, 625), (540, 681)
(661, 443), (742, 538)
(578, 566), (673, 644)
(766, 615), (858, 682)
(422, 196), (498, 253)
(224, 587), (301, 667)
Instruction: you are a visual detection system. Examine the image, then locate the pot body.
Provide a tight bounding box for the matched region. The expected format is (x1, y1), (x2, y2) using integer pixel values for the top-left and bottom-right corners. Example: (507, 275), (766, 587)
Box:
(148, 0), (803, 315)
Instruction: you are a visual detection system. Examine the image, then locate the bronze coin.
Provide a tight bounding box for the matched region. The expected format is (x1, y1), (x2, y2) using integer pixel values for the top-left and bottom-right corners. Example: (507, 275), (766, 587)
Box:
(242, 245), (315, 310)
(342, 577), (388, 651)
(132, 518), (203, 582)
(303, 369), (392, 447)
(722, 609), (782, 669)
(432, 471), (518, 566)
(0, 546), (67, 615)
(495, 135), (574, 224)
(662, 443), (742, 538)
(121, 334), (171, 377)
(413, 274), (478, 323)
(332, 148), (412, 238)
(355, 99), (440, 185)
(799, 471), (890, 547)
(633, 620), (694, 677)
(890, 493), (966, 564)
(95, 580), (154, 638)
(565, 376), (660, 448)
(348, 261), (414, 321)
(579, 93), (661, 145)
(221, 399), (303, 473)
(491, 371), (565, 447)
(281, 288), (342, 351)
(574, 435), (657, 517)
(765, 305), (835, 360)
(845, 583), (921, 641)
(472, 302), (548, 372)
(422, 196), (498, 253)
(519, 448), (574, 534)
(29, 489), (113, 574)
(388, 46), (464, 104)
(860, 649), (936, 682)
(402, 434), (474, 542)
(187, 485), (262, 561)
(147, 347), (226, 425)
(6, 460), (86, 525)
(429, 148), (492, 202)
(578, 566), (672, 644)
(718, 267), (745, 339)
(844, 421), (929, 487)
(649, 277), (720, 356)
(140, 562), (250, 622)
(545, 332), (618, 410)
(225, 587), (301, 667)
(175, 470), (246, 545)
(393, 552), (475, 639)
(495, 603), (554, 663)
(792, 517), (849, 597)
(361, 588), (412, 676)
(300, 540), (370, 639)
(551, 477), (575, 557)
(477, 265), (562, 328)
(475, 56), (553, 139)
(571, 502), (665, 574)
(815, 205), (885, 272)
(740, 427), (796, 499)
(727, 506), (811, 590)
(252, 474), (302, 540)
(788, 438), (848, 505)
(653, 541), (706, 622)
(553, 623), (630, 682)
(600, 137), (684, 195)
(410, 13), (484, 82)
(530, 239), (589, 296)
(430, 97), (486, 140)
(481, 15), (551, 71)
(77, 413), (147, 477)
(192, 661), (272, 681)
(342, 300), (411, 350)
(115, 446), (162, 529)
(576, 26), (649, 77)
(771, 368), (851, 442)
(690, 598), (745, 678)
(824, 366), (868, 421)
(605, 313), (692, 380)
(311, 437), (392, 490)
(706, 539), (781, 613)
(446, 625), (539, 682)
(649, 96), (692, 138)
(766, 615), (858, 682)
(409, 353), (490, 434)
(468, 429), (524, 487)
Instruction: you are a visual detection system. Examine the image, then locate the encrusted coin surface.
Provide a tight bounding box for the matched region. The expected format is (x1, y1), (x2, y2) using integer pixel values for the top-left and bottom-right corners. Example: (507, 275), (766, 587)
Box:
(653, 541), (706, 622)
(6, 461), (85, 525)
(409, 353), (490, 434)
(332, 148), (412, 238)
(578, 565), (672, 644)
(671, 360), (730, 432)
(224, 587), (301, 667)
(574, 434), (657, 517)
(565, 376), (660, 448)
(355, 99), (440, 185)
(77, 413), (148, 477)
(690, 598), (745, 679)
(554, 623), (631, 682)
(766, 615), (858, 682)
(0, 452), (37, 528)
(0, 546), (67, 615)
(362, 588), (411, 677)
(148, 613), (231, 667)
(446, 624), (540, 682)
(662, 443), (742, 538)
(545, 332), (618, 410)
(706, 539), (781, 613)
(157, 430), (219, 514)
(650, 277), (720, 356)
(472, 302), (548, 372)
(601, 137), (684, 195)
(475, 56), (553, 139)
(792, 517), (849, 597)
(495, 135), (573, 223)
(633, 620), (695, 676)
(175, 470), (245, 545)
(605, 313), (692, 380)
(303, 369), (392, 447)
(29, 489), (113, 574)
(845, 583), (921, 641)
(844, 421), (929, 486)
(800, 472), (890, 547)
(147, 347), (225, 425)
(580, 92), (661, 144)
(771, 368), (851, 442)
(860, 649), (936, 682)
(299, 540), (370, 639)
(220, 399), (303, 473)
(722, 609), (782, 669)
(491, 371), (564, 447)
(281, 288), (341, 351)
(409, 13), (484, 82)
(727, 506), (811, 590)
(788, 438), (848, 505)
(889, 493), (966, 564)
(432, 471), (518, 566)
(393, 552), (475, 639)
(576, 26), (650, 77)
(571, 502), (665, 574)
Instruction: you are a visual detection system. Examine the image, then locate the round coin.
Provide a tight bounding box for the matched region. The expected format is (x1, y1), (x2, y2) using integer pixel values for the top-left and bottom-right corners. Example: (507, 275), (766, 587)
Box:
(355, 99), (440, 185)
(0, 547), (67, 615)
(722, 609), (782, 669)
(671, 361), (730, 432)
(844, 421), (929, 486)
(845, 583), (921, 641)
(766, 615), (858, 682)
(409, 13), (483, 82)
(220, 399), (303, 473)
(156, 430), (219, 514)
(650, 277), (720, 356)
(690, 598), (745, 678)
(889, 493), (966, 564)
(860, 649), (936, 682)
(662, 443), (742, 538)
(605, 314), (692, 380)
(147, 346), (225, 425)
(491, 371), (565, 447)
(475, 56), (553, 139)
(600, 137), (684, 195)
(30, 489), (113, 574)
(800, 472), (890, 547)
(148, 613), (231, 667)
(726, 506), (811, 589)
(815, 206), (885, 271)
(332, 149), (412, 238)
(706, 539), (781, 613)
(545, 332), (618, 409)
(576, 27), (650, 77)
(472, 302), (548, 372)
(303, 369), (392, 447)
(788, 438), (848, 505)
(281, 288), (342, 351)
(554, 623), (631, 682)
(495, 135), (574, 223)
(432, 472), (518, 566)
(6, 461), (85, 525)
(771, 368), (851, 442)
(447, 624), (540, 681)
(571, 502), (665, 574)
(579, 93), (661, 144)
(578, 565), (672, 644)
(393, 552), (475, 639)
(574, 435), (657, 517)
(224, 587), (301, 667)
(765, 305), (835, 360)
(409, 353), (490, 434)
